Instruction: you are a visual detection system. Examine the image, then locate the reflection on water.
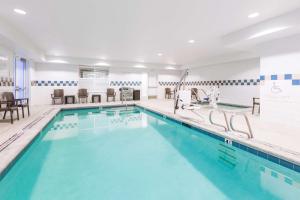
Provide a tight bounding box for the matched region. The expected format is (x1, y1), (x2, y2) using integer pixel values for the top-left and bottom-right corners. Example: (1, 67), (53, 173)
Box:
(44, 108), (145, 141)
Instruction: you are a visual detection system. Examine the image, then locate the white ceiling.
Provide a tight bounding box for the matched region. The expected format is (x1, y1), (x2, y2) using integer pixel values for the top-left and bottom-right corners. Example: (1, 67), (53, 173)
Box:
(1, 0), (300, 67)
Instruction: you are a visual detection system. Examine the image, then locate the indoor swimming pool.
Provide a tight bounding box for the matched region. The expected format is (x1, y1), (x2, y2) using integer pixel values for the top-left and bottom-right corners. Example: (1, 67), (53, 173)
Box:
(0, 106), (299, 200)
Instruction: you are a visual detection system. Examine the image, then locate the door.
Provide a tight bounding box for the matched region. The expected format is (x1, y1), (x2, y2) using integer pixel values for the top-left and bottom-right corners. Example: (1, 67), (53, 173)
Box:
(15, 57), (28, 99)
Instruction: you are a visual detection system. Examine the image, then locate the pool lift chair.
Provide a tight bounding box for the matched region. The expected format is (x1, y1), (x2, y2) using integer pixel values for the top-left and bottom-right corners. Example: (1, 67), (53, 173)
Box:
(173, 69), (217, 114)
(173, 69), (254, 139)
(191, 88), (210, 105)
(173, 69), (206, 123)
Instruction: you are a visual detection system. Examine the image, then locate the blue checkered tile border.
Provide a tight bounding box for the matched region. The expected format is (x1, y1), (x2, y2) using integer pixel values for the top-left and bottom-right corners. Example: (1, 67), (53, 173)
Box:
(0, 77), (14, 87)
(260, 74), (300, 86)
(51, 123), (78, 130)
(31, 80), (78, 87)
(110, 81), (142, 86)
(159, 79), (260, 87)
(110, 115), (142, 124)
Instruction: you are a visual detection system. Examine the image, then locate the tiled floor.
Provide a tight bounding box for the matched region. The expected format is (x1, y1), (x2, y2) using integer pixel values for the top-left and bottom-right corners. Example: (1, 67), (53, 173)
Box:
(1, 99), (300, 175)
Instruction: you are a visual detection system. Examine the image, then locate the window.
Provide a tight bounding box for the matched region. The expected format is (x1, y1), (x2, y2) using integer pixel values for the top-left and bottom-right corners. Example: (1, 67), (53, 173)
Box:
(78, 67), (109, 93)
(79, 67), (108, 79)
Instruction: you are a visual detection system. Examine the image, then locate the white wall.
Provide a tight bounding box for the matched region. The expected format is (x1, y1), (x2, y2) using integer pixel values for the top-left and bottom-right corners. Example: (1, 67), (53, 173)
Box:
(108, 68), (148, 101)
(30, 63), (153, 105)
(30, 59), (260, 106)
(0, 45), (14, 94)
(30, 63), (79, 105)
(157, 71), (181, 99)
(187, 58), (260, 106)
(260, 52), (300, 128)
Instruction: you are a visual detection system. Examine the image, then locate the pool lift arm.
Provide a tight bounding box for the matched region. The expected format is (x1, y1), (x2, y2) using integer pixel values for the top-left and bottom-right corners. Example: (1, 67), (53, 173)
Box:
(174, 69), (189, 114)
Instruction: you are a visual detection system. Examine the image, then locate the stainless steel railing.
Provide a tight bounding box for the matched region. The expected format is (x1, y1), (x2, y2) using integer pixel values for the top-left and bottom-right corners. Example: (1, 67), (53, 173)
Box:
(229, 113), (254, 139)
(209, 109), (230, 131)
(121, 88), (128, 110)
(209, 109), (254, 139)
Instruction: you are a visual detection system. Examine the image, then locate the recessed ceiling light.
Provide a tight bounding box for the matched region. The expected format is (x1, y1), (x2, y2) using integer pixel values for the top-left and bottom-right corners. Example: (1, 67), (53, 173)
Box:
(47, 59), (68, 64)
(14, 8), (26, 15)
(134, 64), (147, 68)
(247, 26), (290, 40)
(94, 62), (111, 66)
(100, 56), (107, 60)
(188, 40), (195, 44)
(165, 66), (176, 70)
(248, 12), (260, 18)
(0, 56), (8, 61)
(157, 53), (163, 57)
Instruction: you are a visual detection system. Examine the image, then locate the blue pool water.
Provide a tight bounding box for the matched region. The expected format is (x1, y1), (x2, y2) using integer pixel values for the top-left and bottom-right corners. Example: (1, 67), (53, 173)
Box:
(0, 107), (300, 200)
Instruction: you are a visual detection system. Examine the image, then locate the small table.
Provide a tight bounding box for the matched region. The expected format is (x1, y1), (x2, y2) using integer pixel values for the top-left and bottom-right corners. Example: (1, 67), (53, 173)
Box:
(65, 95), (75, 104)
(92, 95), (101, 103)
(133, 90), (140, 100)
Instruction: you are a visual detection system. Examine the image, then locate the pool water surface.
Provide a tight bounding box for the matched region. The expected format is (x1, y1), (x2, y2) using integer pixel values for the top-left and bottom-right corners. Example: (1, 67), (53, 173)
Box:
(0, 107), (299, 200)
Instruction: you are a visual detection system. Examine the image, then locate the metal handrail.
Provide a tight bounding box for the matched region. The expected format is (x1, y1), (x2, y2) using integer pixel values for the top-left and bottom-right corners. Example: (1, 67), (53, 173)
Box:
(209, 110), (230, 131)
(121, 88), (128, 110)
(229, 113), (254, 139)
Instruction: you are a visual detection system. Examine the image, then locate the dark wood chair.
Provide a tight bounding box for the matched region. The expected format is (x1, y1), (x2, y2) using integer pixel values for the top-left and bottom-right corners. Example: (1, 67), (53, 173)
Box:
(78, 89), (88, 103)
(2, 92), (29, 118)
(51, 89), (64, 104)
(191, 88), (198, 100)
(252, 97), (260, 114)
(165, 88), (173, 99)
(106, 88), (116, 102)
(0, 94), (20, 124)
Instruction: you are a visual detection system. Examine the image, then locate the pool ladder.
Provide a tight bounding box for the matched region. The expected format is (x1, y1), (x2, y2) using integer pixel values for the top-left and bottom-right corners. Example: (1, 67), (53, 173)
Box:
(121, 89), (128, 110)
(209, 110), (254, 139)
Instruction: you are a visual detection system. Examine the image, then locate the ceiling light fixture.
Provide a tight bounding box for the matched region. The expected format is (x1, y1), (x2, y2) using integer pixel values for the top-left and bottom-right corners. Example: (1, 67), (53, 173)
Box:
(188, 39), (195, 44)
(94, 62), (111, 66)
(134, 64), (147, 68)
(165, 66), (176, 70)
(0, 56), (8, 61)
(14, 8), (27, 15)
(157, 53), (163, 56)
(247, 26), (290, 40)
(47, 59), (68, 64)
(248, 12), (260, 18)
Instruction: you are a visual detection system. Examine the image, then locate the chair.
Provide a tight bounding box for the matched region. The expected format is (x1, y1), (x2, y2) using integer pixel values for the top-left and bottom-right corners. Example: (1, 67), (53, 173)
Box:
(191, 88), (198, 100)
(106, 88), (116, 102)
(78, 89), (88, 103)
(165, 88), (173, 99)
(2, 92), (30, 118)
(0, 94), (20, 124)
(252, 97), (260, 114)
(51, 89), (64, 104)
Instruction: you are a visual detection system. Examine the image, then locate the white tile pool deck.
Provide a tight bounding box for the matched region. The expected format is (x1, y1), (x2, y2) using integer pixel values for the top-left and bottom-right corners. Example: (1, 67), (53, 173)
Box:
(1, 99), (300, 175)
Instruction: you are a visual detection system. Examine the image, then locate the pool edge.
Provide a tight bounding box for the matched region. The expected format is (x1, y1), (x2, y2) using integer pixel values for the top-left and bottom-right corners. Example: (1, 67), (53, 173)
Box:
(135, 104), (300, 173)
